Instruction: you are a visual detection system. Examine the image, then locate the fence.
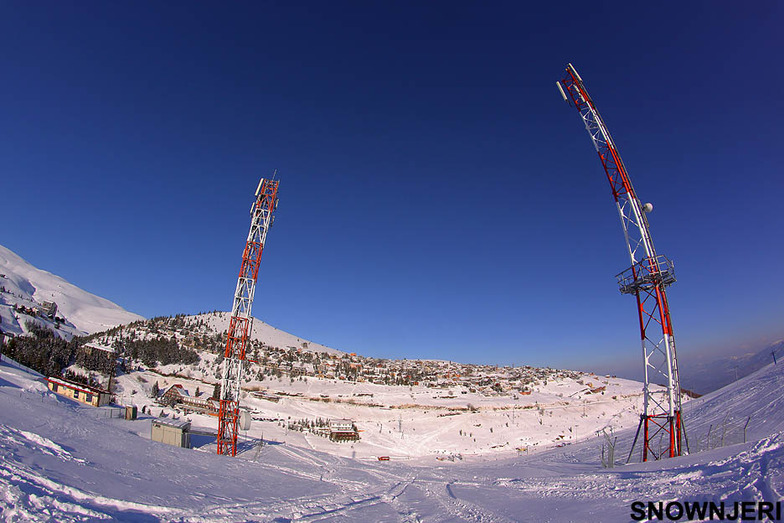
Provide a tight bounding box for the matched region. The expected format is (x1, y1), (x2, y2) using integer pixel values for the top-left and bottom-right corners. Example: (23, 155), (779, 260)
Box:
(93, 407), (125, 419)
(598, 415), (753, 467)
(692, 415), (752, 453)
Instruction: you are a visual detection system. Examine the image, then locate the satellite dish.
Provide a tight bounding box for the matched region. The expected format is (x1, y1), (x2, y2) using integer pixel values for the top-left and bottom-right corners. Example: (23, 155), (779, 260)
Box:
(642, 203), (653, 213)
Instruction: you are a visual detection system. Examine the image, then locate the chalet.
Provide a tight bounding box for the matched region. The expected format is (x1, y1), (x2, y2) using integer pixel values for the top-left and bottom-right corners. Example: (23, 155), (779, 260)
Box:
(47, 377), (111, 407)
(328, 419), (359, 442)
(159, 384), (187, 406)
(158, 384), (218, 412)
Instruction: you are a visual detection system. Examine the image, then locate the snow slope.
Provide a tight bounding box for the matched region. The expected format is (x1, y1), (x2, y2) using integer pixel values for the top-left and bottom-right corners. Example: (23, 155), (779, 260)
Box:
(1, 355), (781, 521)
(0, 244), (144, 336)
(196, 311), (344, 355)
(0, 243), (342, 356)
(111, 364), (648, 460)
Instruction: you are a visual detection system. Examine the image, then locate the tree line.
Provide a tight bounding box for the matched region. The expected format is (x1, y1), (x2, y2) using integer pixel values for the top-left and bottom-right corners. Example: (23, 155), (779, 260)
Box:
(116, 337), (199, 367)
(2, 323), (79, 377)
(2, 322), (200, 383)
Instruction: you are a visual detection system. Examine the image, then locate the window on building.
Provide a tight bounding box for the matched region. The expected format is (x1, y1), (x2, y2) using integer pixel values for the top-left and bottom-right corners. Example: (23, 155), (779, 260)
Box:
(51, 383), (58, 392)
(85, 394), (93, 403)
(73, 390), (79, 399)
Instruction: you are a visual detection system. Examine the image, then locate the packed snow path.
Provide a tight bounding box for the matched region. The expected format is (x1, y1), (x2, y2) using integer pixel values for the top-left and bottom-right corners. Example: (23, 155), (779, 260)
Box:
(0, 357), (782, 521)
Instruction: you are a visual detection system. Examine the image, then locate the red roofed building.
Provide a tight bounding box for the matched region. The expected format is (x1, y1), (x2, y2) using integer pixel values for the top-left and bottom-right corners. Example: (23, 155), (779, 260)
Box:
(47, 377), (111, 407)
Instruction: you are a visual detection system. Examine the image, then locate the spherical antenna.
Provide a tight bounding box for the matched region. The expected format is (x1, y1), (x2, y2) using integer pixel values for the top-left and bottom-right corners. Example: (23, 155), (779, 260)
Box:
(642, 202), (653, 213)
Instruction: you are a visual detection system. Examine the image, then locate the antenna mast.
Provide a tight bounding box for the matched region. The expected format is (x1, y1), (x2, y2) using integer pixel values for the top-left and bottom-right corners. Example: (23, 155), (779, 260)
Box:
(217, 177), (280, 456)
(557, 64), (684, 461)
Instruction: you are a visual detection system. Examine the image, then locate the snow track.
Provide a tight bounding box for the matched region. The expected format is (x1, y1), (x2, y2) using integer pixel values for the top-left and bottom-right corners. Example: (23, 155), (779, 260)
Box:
(0, 447), (177, 521)
(1, 356), (783, 521)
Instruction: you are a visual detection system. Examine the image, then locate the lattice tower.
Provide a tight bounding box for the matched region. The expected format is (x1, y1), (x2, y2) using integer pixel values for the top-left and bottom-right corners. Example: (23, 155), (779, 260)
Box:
(217, 177), (280, 456)
(557, 64), (684, 461)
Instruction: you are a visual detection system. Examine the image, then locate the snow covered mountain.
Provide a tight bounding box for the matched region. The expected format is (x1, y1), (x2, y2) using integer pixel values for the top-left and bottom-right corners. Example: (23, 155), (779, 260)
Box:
(197, 311), (344, 355)
(0, 243), (344, 358)
(0, 247), (781, 521)
(0, 349), (781, 520)
(0, 244), (144, 337)
(0, 244), (664, 463)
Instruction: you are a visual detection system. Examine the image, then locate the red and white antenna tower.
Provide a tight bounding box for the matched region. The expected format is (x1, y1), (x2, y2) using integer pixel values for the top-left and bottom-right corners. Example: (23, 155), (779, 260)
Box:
(217, 176), (280, 457)
(557, 64), (684, 461)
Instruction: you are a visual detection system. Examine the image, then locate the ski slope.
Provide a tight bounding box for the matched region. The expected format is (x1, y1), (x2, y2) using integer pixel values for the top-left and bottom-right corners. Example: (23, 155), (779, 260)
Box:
(1, 354), (781, 521)
(111, 365), (649, 460)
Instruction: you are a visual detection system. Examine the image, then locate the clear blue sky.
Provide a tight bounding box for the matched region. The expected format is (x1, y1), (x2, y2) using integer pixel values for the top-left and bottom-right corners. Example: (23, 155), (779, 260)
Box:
(1, 2), (782, 377)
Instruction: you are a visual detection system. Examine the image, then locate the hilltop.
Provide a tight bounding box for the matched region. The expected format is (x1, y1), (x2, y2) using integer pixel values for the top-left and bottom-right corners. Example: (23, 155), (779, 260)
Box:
(0, 244), (143, 337)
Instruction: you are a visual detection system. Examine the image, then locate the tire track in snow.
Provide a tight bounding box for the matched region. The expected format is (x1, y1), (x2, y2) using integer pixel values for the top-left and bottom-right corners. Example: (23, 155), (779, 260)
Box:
(414, 479), (514, 523)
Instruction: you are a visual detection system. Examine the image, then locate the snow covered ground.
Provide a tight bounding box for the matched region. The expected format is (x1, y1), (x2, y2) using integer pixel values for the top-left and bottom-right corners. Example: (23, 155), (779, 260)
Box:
(1, 243), (781, 521)
(113, 367), (649, 461)
(1, 354), (781, 521)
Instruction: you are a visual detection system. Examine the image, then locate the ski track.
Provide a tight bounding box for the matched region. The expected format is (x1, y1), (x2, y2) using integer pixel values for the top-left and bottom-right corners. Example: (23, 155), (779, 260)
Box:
(2, 355), (784, 521)
(0, 460), (177, 522)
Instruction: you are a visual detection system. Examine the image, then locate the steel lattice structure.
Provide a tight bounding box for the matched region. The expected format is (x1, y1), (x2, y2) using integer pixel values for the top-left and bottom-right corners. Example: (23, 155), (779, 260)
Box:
(557, 64), (684, 461)
(217, 177), (280, 457)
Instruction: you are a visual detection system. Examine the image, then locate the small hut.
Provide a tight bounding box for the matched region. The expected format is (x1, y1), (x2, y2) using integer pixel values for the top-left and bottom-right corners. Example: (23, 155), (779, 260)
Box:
(151, 418), (191, 448)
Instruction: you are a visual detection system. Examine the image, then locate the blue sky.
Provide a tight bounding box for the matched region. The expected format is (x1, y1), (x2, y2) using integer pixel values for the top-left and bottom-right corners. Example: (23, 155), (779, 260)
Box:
(1, 2), (782, 377)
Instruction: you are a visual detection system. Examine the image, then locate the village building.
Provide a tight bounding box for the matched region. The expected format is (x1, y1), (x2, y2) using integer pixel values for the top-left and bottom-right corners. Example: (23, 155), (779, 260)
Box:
(46, 377), (111, 407)
(151, 418), (191, 448)
(82, 341), (115, 355)
(249, 390), (280, 402)
(159, 384), (187, 406)
(181, 392), (219, 413)
(158, 384), (218, 413)
(328, 419), (359, 442)
(40, 301), (58, 319)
